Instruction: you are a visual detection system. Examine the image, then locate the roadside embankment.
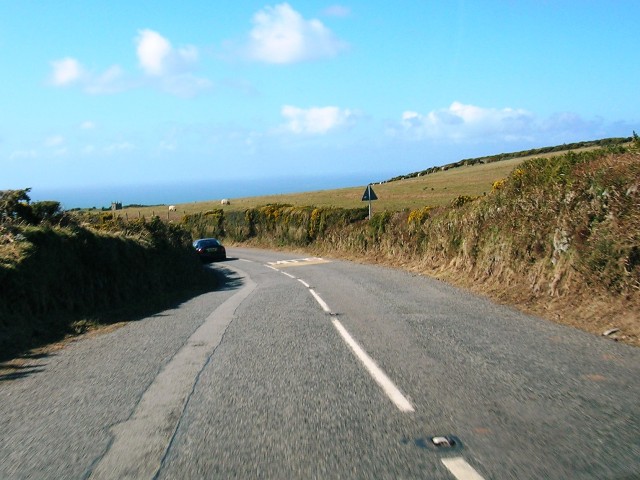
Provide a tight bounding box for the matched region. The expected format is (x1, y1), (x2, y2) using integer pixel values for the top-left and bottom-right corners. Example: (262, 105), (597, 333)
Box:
(0, 216), (214, 360)
(183, 147), (640, 345)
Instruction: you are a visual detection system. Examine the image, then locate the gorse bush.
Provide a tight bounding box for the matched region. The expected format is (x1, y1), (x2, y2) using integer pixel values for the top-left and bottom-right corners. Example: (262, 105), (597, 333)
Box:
(451, 195), (476, 208)
(407, 206), (432, 226)
(181, 210), (225, 240)
(181, 204), (369, 246)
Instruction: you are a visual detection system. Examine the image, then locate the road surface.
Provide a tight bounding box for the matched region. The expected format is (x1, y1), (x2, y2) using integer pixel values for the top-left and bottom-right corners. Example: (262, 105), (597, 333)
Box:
(1, 247), (639, 479)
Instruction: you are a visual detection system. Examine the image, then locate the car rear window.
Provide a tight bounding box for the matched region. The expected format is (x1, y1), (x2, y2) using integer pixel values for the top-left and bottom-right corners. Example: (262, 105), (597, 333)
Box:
(198, 239), (220, 248)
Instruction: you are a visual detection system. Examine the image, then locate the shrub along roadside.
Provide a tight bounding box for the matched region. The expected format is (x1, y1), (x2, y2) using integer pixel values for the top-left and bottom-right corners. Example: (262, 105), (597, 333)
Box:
(0, 217), (215, 361)
(182, 205), (369, 246)
(330, 149), (640, 344)
(181, 147), (639, 345)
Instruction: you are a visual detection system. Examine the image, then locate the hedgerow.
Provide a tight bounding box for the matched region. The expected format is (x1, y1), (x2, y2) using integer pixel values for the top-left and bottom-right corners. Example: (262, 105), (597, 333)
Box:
(1, 210), (212, 360)
(181, 204), (369, 246)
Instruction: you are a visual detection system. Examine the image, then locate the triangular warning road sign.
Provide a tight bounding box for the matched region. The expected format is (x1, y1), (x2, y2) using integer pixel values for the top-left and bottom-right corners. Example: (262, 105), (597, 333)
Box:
(361, 185), (378, 201)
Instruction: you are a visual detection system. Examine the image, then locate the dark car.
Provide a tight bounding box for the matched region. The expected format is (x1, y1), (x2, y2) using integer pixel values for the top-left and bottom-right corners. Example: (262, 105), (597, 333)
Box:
(192, 238), (226, 262)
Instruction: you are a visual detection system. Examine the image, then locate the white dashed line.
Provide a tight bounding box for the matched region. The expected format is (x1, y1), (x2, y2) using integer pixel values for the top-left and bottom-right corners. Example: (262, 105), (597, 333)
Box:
(263, 260), (485, 478)
(441, 457), (486, 480)
(331, 318), (415, 413)
(238, 258), (253, 263)
(295, 282), (414, 413)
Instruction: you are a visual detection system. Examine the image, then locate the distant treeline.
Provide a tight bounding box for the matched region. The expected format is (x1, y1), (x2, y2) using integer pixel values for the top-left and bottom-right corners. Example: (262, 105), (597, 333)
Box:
(385, 136), (632, 183)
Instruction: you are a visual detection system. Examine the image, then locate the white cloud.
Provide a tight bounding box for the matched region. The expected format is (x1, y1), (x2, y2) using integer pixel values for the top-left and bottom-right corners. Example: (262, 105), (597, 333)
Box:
(397, 102), (535, 142)
(247, 3), (345, 64)
(134, 29), (210, 97)
(136, 29), (171, 75)
(50, 57), (85, 86)
(80, 121), (96, 130)
(136, 29), (198, 76)
(47, 30), (208, 97)
(281, 105), (354, 134)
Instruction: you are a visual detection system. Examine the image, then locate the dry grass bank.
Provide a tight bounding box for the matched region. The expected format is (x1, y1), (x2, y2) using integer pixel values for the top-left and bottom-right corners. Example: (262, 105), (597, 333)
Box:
(213, 148), (639, 346)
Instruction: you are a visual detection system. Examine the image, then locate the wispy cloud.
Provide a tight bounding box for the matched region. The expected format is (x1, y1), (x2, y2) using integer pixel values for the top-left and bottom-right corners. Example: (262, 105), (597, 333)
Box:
(105, 141), (135, 153)
(391, 101), (627, 145)
(49, 57), (128, 94)
(44, 135), (65, 148)
(246, 3), (346, 64)
(84, 65), (127, 94)
(9, 149), (38, 160)
(395, 102), (535, 142)
(280, 105), (355, 134)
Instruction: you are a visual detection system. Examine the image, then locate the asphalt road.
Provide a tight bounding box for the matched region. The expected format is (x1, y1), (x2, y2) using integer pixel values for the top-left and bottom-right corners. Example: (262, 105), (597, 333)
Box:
(1, 247), (638, 479)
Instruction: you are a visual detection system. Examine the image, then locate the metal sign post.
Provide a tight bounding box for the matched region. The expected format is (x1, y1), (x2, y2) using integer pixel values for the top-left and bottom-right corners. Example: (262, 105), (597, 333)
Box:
(361, 184), (378, 219)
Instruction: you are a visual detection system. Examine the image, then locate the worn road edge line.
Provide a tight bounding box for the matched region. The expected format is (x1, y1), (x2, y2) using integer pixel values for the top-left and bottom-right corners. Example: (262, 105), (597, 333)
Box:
(441, 457), (486, 480)
(331, 318), (415, 413)
(89, 265), (256, 480)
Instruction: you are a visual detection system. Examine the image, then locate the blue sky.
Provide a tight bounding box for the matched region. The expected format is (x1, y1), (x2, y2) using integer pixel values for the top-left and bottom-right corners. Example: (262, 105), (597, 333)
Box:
(1, 1), (638, 207)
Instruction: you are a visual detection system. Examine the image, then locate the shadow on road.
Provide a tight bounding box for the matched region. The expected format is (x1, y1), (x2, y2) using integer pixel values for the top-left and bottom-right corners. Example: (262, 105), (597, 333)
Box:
(0, 264), (245, 371)
(0, 365), (47, 382)
(0, 351), (51, 382)
(206, 262), (245, 292)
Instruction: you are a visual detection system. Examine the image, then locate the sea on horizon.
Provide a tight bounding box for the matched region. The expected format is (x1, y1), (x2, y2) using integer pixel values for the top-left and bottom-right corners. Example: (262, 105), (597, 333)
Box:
(26, 174), (376, 210)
